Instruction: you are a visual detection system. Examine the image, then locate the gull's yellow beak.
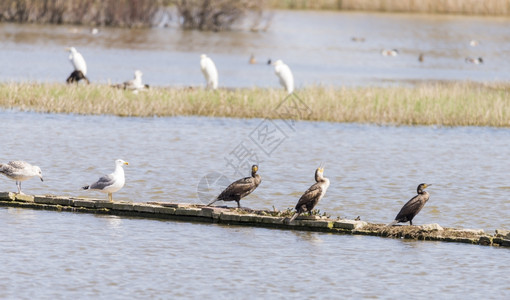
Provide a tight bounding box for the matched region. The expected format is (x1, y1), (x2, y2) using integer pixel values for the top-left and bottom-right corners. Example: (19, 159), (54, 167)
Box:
(124, 162), (129, 166)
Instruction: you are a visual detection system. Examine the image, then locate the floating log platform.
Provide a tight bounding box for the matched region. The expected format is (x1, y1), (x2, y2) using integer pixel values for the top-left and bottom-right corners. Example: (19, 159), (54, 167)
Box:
(1, 192), (509, 248)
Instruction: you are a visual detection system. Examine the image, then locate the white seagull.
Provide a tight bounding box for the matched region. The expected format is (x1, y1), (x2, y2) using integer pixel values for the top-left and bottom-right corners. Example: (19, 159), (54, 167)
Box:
(273, 59), (294, 94)
(123, 70), (144, 91)
(200, 54), (218, 90)
(0, 161), (43, 194)
(82, 159), (129, 202)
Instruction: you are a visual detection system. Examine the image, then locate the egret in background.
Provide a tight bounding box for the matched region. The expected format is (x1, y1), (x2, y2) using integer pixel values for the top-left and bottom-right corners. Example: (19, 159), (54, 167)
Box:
(66, 47), (89, 84)
(200, 54), (218, 90)
(273, 59), (294, 94)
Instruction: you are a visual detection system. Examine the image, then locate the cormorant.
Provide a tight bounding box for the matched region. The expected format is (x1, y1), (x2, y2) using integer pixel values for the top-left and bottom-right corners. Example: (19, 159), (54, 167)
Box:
(289, 165), (330, 222)
(207, 165), (261, 208)
(388, 183), (431, 226)
(66, 70), (90, 84)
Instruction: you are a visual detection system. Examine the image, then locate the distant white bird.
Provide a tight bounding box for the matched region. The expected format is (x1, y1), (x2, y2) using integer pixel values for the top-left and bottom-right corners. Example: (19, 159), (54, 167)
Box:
(381, 49), (399, 56)
(123, 70), (144, 91)
(470, 40), (480, 47)
(66, 47), (89, 84)
(273, 59), (294, 94)
(91, 28), (99, 35)
(82, 159), (129, 202)
(0, 161), (43, 194)
(200, 54), (218, 90)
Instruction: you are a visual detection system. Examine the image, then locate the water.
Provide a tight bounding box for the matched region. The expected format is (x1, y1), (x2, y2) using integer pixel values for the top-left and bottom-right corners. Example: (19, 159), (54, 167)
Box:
(1, 111), (510, 297)
(2, 9), (510, 297)
(1, 110), (510, 232)
(1, 11), (510, 87)
(1, 208), (509, 299)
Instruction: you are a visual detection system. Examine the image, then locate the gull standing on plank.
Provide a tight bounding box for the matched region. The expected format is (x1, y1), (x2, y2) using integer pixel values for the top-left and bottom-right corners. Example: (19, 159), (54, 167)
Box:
(66, 47), (89, 84)
(273, 60), (294, 94)
(82, 159), (129, 202)
(200, 54), (218, 90)
(0, 161), (43, 194)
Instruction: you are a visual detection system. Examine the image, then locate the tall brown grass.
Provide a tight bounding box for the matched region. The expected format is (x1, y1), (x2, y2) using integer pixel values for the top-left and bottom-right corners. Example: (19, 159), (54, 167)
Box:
(0, 0), (163, 27)
(269, 0), (510, 16)
(1, 82), (510, 127)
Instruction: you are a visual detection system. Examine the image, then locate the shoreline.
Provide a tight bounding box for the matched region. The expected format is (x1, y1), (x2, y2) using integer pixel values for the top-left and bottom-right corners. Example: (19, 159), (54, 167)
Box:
(1, 82), (510, 127)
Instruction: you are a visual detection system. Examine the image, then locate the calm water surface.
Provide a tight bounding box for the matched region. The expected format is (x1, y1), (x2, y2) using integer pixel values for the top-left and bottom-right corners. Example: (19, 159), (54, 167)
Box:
(1, 10), (510, 87)
(1, 111), (510, 297)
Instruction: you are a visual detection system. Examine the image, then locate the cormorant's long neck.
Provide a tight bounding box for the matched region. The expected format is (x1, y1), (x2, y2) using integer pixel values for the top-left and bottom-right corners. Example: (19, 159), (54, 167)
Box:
(417, 187), (423, 194)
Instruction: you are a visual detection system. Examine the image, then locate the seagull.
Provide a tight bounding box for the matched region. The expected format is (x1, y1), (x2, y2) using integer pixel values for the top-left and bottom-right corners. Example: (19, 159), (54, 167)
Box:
(0, 161), (43, 194)
(122, 70), (145, 91)
(66, 47), (89, 84)
(82, 159), (129, 202)
(200, 54), (218, 90)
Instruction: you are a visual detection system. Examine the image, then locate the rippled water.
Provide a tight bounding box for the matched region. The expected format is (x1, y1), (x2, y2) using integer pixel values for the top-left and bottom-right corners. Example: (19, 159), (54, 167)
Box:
(1, 111), (510, 297)
(1, 11), (510, 87)
(1, 110), (510, 232)
(1, 208), (509, 298)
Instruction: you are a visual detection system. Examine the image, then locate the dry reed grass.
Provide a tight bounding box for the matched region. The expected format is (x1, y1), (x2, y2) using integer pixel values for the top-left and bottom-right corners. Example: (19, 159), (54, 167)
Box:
(270, 0), (510, 16)
(1, 82), (510, 127)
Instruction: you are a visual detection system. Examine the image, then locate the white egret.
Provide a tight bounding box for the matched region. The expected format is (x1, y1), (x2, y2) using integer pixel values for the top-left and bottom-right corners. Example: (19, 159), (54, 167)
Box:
(273, 59), (294, 94)
(200, 54), (218, 90)
(66, 47), (89, 84)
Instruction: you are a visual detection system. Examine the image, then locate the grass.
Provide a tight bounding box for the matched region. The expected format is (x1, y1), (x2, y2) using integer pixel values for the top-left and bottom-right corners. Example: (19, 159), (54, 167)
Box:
(269, 0), (510, 16)
(1, 82), (510, 127)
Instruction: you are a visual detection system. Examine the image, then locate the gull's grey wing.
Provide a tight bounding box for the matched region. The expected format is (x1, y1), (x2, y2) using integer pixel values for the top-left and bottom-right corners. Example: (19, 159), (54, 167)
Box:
(89, 174), (115, 190)
(7, 161), (31, 170)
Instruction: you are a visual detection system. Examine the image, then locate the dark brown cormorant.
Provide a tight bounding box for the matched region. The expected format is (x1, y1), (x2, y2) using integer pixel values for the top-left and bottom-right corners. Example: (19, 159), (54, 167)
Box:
(289, 165), (330, 222)
(207, 165), (261, 208)
(66, 70), (90, 84)
(388, 183), (431, 226)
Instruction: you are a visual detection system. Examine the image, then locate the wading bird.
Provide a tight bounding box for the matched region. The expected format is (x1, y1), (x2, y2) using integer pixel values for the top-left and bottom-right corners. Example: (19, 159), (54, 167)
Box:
(388, 183), (431, 226)
(273, 59), (294, 94)
(200, 54), (218, 90)
(289, 164), (330, 222)
(207, 165), (261, 208)
(0, 161), (43, 194)
(82, 159), (129, 202)
(66, 47), (89, 84)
